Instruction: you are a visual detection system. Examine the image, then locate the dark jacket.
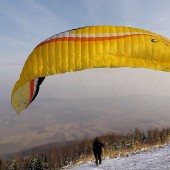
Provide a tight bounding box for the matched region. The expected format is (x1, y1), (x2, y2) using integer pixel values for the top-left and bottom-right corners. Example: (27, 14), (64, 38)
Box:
(93, 138), (104, 155)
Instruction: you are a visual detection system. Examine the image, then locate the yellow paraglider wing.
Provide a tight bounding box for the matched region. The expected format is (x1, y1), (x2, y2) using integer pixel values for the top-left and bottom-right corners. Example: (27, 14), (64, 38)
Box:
(11, 26), (170, 113)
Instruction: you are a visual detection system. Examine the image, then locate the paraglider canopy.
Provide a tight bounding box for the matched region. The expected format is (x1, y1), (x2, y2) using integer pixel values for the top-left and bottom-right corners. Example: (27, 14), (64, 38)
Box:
(11, 25), (170, 113)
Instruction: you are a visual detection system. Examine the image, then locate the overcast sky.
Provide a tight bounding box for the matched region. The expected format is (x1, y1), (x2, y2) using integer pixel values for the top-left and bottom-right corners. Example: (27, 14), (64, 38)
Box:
(1, 0), (170, 114)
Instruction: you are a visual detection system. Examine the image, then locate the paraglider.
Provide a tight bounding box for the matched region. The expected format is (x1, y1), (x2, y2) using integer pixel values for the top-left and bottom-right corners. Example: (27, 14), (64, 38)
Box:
(11, 25), (170, 113)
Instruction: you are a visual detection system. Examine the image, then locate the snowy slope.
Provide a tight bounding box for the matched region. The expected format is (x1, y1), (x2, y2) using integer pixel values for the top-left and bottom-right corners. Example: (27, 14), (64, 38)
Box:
(71, 144), (170, 170)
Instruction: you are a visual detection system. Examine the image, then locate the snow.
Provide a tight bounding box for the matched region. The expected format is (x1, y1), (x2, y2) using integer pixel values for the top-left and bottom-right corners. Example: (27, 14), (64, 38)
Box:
(70, 144), (170, 170)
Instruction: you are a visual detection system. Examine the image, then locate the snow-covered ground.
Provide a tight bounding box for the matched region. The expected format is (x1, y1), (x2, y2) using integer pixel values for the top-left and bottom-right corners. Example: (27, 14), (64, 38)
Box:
(70, 144), (170, 170)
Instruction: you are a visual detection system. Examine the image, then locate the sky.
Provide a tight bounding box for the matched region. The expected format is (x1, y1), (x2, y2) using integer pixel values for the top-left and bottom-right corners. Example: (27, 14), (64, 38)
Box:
(1, 0), (170, 154)
(1, 0), (170, 112)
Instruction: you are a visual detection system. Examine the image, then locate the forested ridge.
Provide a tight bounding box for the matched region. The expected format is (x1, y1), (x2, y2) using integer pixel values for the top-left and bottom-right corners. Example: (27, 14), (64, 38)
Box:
(0, 127), (169, 170)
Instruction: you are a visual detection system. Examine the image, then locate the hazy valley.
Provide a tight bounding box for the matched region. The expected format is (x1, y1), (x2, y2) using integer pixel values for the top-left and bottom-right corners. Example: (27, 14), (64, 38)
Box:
(1, 95), (170, 155)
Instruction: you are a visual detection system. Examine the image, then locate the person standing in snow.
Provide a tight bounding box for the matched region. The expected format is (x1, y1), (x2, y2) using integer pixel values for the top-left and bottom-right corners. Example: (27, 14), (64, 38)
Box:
(92, 137), (104, 165)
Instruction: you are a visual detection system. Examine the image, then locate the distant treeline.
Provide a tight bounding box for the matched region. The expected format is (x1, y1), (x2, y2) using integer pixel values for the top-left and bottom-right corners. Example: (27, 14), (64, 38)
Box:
(0, 127), (170, 170)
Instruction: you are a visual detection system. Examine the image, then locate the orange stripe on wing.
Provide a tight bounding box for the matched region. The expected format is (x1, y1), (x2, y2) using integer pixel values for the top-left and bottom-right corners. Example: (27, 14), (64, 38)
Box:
(36, 33), (147, 48)
(29, 80), (34, 104)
